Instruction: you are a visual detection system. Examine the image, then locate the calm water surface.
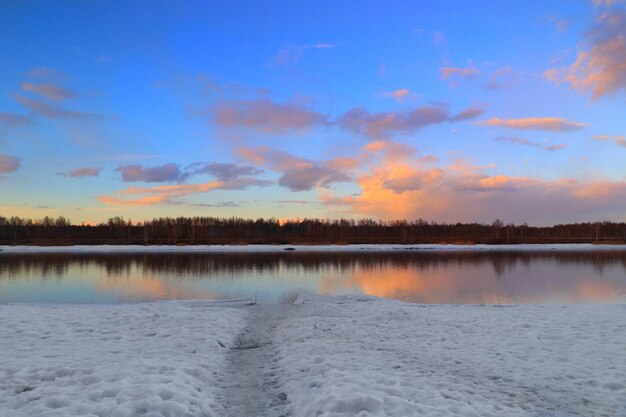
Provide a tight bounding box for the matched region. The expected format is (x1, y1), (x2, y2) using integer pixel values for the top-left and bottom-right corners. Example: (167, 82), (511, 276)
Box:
(1, 249), (626, 304)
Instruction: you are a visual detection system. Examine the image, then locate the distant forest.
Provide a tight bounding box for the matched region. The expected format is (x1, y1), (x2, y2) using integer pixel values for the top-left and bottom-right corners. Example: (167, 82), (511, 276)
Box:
(1, 215), (625, 245)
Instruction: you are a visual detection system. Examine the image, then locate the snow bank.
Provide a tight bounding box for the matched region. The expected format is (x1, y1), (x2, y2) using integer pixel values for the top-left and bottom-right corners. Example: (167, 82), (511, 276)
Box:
(276, 295), (626, 417)
(0, 301), (247, 417)
(2, 243), (626, 254)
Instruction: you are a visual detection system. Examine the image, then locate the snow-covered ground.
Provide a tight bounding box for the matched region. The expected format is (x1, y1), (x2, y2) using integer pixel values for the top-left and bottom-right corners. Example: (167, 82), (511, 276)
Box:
(0, 301), (247, 417)
(277, 295), (626, 417)
(2, 243), (626, 254)
(2, 296), (625, 417)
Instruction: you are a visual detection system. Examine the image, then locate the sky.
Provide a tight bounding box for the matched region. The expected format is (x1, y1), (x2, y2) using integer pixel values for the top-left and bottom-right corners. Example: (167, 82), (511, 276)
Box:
(1, 0), (625, 225)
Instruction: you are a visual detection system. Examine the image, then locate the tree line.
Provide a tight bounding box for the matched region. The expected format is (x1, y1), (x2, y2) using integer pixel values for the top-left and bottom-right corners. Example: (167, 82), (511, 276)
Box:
(0, 215), (625, 245)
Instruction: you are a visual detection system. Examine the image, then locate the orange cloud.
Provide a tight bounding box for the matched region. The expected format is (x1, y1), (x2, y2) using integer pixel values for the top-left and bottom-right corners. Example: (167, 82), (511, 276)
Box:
(363, 140), (416, 160)
(573, 181), (626, 198)
(322, 163), (450, 220)
(382, 167), (445, 193)
(453, 174), (542, 192)
(479, 117), (587, 131)
(321, 156), (626, 224)
(98, 195), (171, 205)
(98, 176), (272, 206)
(98, 181), (223, 205)
(120, 181), (224, 195)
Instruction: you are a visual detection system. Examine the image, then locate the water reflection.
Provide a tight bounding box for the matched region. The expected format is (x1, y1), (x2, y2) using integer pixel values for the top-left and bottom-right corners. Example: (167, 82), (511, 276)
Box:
(1, 251), (625, 304)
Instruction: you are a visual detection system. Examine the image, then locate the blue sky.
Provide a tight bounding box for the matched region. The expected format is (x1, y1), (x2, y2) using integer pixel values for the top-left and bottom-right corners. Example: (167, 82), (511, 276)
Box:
(1, 0), (625, 225)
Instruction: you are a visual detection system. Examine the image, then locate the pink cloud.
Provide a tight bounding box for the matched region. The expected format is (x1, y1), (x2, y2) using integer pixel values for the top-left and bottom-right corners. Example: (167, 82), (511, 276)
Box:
(545, 9), (626, 99)
(0, 154), (20, 173)
(185, 162), (264, 181)
(433, 31), (448, 46)
(338, 104), (485, 140)
(592, 135), (626, 147)
(381, 89), (412, 102)
(213, 99), (326, 134)
(484, 66), (521, 90)
(573, 181), (626, 198)
(0, 112), (31, 129)
(495, 136), (568, 151)
(25, 67), (62, 79)
(479, 117), (586, 131)
(593, 0), (624, 6)
(14, 95), (106, 121)
(440, 66), (480, 87)
(270, 42), (342, 67)
(117, 163), (183, 183)
(21, 82), (76, 101)
(326, 157), (361, 170)
(547, 14), (570, 32)
(238, 146), (351, 191)
(440, 66), (481, 80)
(57, 167), (102, 178)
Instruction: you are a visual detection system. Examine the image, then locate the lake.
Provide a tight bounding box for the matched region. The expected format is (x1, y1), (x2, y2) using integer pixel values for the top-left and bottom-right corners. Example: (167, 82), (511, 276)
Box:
(1, 246), (626, 304)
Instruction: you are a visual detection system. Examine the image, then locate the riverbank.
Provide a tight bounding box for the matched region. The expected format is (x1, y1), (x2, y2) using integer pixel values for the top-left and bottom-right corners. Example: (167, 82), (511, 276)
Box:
(3, 243), (626, 254)
(1, 296), (625, 416)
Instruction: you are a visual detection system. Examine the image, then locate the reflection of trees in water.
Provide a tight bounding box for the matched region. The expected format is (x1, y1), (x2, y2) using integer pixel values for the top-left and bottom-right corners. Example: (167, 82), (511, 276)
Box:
(1, 251), (626, 281)
(0, 257), (71, 281)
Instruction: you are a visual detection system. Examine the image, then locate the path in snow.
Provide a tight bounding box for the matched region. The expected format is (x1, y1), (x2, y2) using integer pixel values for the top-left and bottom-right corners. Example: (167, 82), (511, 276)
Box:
(2, 298), (625, 417)
(218, 304), (293, 417)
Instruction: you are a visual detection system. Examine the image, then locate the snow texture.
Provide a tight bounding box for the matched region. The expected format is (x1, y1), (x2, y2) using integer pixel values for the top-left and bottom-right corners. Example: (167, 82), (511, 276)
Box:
(2, 243), (626, 254)
(0, 301), (247, 417)
(1, 296), (626, 417)
(276, 294), (626, 417)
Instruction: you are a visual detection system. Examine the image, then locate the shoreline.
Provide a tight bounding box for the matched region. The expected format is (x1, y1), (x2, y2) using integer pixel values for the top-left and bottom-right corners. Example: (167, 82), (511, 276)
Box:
(3, 242), (626, 254)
